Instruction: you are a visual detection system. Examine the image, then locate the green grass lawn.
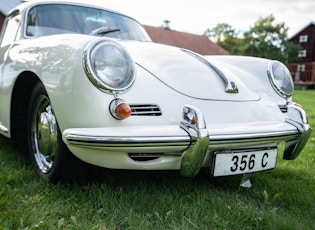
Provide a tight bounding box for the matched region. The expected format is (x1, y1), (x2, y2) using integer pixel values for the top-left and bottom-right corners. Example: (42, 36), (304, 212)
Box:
(0, 90), (314, 230)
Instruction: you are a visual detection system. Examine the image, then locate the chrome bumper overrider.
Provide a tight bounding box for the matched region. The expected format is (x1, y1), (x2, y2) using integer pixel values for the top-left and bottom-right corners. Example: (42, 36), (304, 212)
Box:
(63, 103), (312, 177)
(283, 103), (312, 160)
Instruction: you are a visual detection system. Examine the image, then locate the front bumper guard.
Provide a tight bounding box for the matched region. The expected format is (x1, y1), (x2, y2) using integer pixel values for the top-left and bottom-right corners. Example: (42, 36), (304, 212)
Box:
(179, 105), (209, 177)
(63, 103), (311, 177)
(283, 102), (312, 160)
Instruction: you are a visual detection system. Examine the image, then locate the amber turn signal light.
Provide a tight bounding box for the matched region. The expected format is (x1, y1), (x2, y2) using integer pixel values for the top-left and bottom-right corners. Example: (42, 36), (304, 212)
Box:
(110, 99), (131, 120)
(294, 103), (304, 109)
(116, 102), (131, 119)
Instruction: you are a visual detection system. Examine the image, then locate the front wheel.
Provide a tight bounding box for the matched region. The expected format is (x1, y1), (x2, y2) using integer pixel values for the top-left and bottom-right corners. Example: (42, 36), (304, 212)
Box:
(27, 83), (87, 183)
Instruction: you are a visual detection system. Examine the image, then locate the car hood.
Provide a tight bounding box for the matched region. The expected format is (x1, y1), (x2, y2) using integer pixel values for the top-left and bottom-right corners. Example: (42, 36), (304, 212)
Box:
(122, 41), (261, 101)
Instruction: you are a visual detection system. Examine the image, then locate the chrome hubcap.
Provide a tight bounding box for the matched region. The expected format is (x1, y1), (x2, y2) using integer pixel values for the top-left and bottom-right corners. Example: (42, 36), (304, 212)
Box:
(32, 96), (57, 174)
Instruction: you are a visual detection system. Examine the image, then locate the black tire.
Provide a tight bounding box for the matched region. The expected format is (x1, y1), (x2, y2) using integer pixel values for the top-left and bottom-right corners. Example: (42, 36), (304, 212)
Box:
(27, 83), (87, 183)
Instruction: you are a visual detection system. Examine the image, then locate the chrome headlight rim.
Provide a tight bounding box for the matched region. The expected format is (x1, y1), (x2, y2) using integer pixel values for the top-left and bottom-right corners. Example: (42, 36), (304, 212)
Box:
(267, 60), (294, 99)
(83, 39), (136, 94)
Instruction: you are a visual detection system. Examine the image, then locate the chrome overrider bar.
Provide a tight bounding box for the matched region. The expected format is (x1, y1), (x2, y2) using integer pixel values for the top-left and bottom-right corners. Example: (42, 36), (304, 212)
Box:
(283, 102), (312, 160)
(179, 105), (209, 177)
(63, 103), (311, 177)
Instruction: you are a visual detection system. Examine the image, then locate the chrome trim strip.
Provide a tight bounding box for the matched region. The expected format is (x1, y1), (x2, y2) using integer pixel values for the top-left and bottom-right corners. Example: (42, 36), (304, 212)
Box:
(130, 104), (162, 116)
(210, 130), (298, 141)
(181, 49), (238, 93)
(65, 130), (299, 149)
(66, 135), (192, 147)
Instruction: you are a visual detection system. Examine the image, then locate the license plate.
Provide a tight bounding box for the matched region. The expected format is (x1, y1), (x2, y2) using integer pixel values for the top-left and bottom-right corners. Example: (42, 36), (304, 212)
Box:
(213, 148), (277, 176)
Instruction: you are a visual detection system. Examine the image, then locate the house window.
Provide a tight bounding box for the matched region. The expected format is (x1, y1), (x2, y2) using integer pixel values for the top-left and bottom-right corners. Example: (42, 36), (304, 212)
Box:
(298, 49), (307, 57)
(297, 64), (305, 72)
(299, 35), (308, 43)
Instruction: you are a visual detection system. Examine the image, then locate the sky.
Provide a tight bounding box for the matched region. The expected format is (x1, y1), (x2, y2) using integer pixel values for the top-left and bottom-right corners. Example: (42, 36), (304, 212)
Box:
(101, 0), (314, 38)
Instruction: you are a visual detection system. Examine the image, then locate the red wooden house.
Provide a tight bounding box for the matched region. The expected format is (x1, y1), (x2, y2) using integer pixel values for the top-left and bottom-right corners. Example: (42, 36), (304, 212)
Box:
(287, 22), (315, 88)
(144, 22), (229, 55)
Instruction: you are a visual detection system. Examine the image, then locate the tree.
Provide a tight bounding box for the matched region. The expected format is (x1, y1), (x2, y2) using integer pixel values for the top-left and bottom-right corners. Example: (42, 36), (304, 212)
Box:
(204, 24), (245, 55)
(204, 15), (301, 63)
(204, 23), (236, 44)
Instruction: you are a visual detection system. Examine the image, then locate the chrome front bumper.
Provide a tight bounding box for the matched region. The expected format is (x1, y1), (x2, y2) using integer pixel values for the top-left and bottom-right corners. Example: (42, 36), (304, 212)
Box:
(63, 103), (312, 177)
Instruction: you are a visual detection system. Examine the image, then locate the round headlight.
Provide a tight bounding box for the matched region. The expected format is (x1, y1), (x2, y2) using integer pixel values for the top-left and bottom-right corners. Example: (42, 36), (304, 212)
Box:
(84, 39), (135, 93)
(267, 61), (294, 98)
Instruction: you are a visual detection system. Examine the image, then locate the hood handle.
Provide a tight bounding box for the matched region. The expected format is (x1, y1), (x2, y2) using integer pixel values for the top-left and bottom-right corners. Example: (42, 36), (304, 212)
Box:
(181, 49), (239, 94)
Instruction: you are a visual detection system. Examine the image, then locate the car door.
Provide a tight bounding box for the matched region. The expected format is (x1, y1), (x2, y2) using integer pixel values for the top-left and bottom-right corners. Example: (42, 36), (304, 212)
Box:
(0, 10), (21, 136)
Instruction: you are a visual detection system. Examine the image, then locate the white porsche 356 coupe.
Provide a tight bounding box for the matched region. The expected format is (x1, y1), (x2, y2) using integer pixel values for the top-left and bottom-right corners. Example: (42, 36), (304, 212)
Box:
(0, 0), (311, 182)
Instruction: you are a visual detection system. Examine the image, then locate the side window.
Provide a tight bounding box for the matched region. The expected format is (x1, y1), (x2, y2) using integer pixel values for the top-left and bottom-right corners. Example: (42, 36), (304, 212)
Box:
(0, 13), (21, 47)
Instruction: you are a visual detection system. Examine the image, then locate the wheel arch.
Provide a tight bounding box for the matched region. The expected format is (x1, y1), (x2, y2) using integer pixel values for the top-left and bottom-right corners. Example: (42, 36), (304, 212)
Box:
(11, 71), (43, 139)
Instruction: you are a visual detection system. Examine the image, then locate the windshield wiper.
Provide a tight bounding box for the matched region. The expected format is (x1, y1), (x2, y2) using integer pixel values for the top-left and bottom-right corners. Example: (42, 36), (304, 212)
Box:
(89, 27), (120, 36)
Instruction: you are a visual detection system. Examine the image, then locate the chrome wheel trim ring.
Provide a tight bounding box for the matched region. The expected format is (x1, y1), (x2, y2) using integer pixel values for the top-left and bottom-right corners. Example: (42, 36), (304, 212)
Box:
(31, 95), (58, 174)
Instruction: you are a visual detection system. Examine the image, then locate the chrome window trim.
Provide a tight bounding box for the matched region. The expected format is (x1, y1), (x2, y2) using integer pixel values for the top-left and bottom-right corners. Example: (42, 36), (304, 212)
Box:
(22, 2), (151, 41)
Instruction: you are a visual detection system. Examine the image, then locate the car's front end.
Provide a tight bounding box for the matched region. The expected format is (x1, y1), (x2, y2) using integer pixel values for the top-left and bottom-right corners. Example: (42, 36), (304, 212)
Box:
(57, 39), (311, 177)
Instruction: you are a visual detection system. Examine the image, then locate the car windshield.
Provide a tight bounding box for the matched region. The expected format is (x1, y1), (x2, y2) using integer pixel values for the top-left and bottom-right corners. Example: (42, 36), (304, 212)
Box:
(25, 4), (151, 41)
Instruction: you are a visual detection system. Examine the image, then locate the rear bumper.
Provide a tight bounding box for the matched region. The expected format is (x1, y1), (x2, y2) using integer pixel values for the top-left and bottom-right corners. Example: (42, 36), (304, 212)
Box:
(62, 103), (311, 176)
